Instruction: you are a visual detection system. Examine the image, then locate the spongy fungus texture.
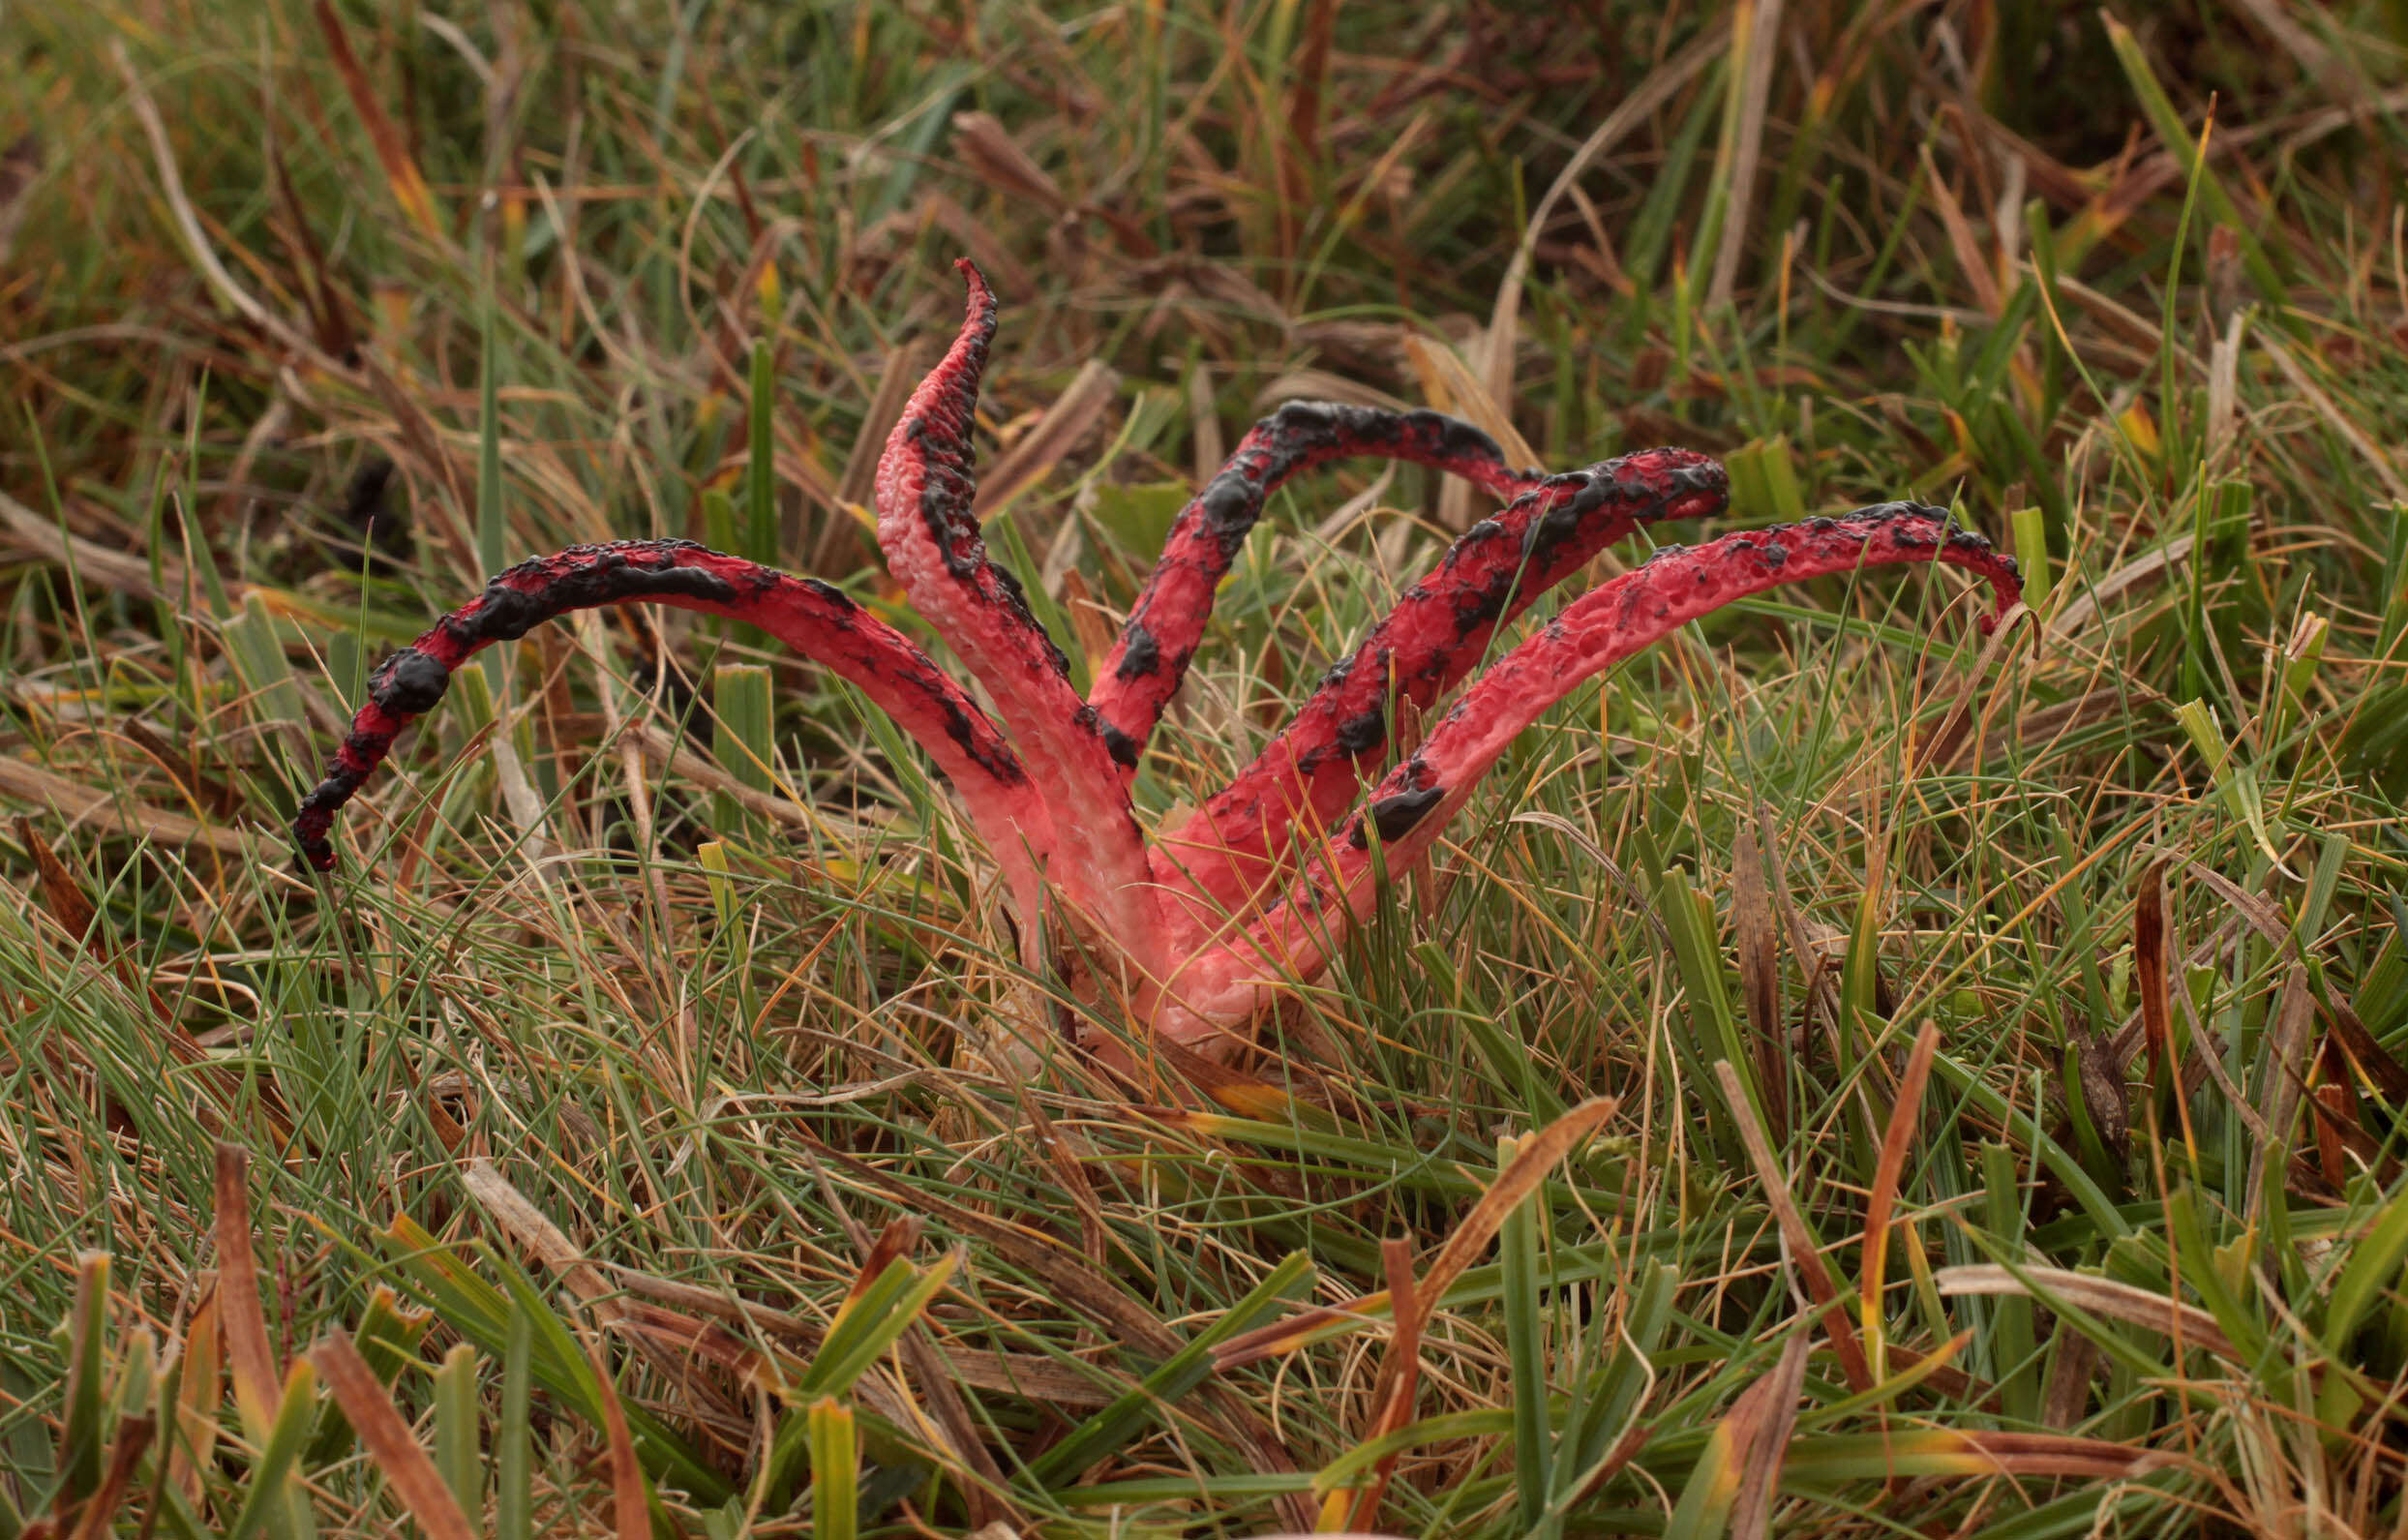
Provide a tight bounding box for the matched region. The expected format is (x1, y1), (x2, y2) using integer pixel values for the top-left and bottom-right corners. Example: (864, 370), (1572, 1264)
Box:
(295, 263), (2021, 1060)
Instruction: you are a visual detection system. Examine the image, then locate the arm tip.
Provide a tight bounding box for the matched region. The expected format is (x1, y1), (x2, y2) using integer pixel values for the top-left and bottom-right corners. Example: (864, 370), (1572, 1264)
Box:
(954, 257), (992, 306)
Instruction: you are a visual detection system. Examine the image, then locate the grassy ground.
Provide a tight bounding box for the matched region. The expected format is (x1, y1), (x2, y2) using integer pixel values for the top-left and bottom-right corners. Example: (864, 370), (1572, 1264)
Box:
(6, 1), (2408, 1534)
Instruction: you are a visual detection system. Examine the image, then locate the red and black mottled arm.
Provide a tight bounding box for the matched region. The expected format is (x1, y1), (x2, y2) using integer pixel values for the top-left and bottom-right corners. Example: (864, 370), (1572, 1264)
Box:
(1089, 403), (1553, 760)
(1152, 504), (2024, 1040)
(290, 540), (1058, 922)
(1150, 446), (1729, 924)
(871, 260), (1165, 967)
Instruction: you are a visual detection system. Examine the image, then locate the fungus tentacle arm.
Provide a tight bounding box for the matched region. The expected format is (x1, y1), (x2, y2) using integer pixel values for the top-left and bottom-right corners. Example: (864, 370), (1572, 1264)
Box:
(1091, 403), (1552, 757)
(1150, 447), (1729, 930)
(872, 260), (1162, 967)
(1152, 504), (2023, 1042)
(288, 540), (1055, 921)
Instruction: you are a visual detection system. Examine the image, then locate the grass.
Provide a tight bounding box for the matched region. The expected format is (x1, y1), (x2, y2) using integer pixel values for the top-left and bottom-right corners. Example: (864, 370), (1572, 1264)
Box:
(5, 0), (2408, 1534)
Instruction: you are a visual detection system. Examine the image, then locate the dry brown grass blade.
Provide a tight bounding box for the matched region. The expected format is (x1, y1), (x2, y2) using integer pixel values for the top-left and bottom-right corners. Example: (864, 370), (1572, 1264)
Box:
(1126, 1033), (1301, 1120)
(1410, 1099), (1616, 1305)
(212, 1143), (284, 1439)
(1749, 805), (1841, 1050)
(897, 1324), (1020, 1529)
(1882, 1334), (1993, 1409)
(1059, 567), (1117, 679)
(2182, 862), (2288, 949)
(604, 1267), (1112, 1407)
(122, 720), (242, 819)
(108, 43), (320, 363)
(1731, 822), (1785, 1141)
(1714, 1061), (1876, 1395)
(2040, 268), (2166, 356)
(168, 1283), (224, 1503)
(17, 814), (101, 943)
(605, 1267), (823, 1343)
(798, 1134), (1176, 1350)
(1019, 1089), (1111, 1263)
(1932, 1429), (2178, 1478)
(1213, 1099), (1618, 1372)
(352, 357), (483, 578)
(607, 1284), (978, 1459)
(2206, 304), (2248, 459)
(7, 817), (273, 1130)
(2258, 331), (2408, 501)
(759, 439), (847, 523)
(1917, 143), (2003, 317)
(2133, 859), (2204, 1154)
(2135, 859), (2172, 1083)
(1936, 1263), (2240, 1361)
(0, 486), (253, 614)
(64, 1415), (155, 1540)
(1251, 369), (1407, 413)
(459, 1158), (740, 1417)
(835, 341), (930, 512)
(949, 112), (1068, 213)
(2324, 997), (2408, 1107)
(1939, 681), (2128, 773)
(2179, 983), (2272, 1146)
(608, 1300), (767, 1379)
(1280, 0), (1340, 217)
(922, 191), (1038, 299)
(1733, 1340), (1810, 1540)
(1911, 603), (2033, 778)
(307, 1330), (477, 1540)
(2040, 1331), (2102, 1430)
(625, 723), (813, 831)
(1400, 332), (1538, 471)
(974, 359), (1121, 520)
(852, 1215), (924, 1301)
(2313, 1070), (2358, 1187)
(1484, 21), (1726, 410)
(588, 1339), (649, 1540)
(1187, 362), (1225, 481)
(15, 817), (189, 1028)
(2310, 1030), (2384, 1171)
(312, 0), (445, 245)
(0, 130), (39, 266)
(1705, 0), (1785, 314)
(2048, 531), (2196, 635)
(460, 1159), (616, 1309)
(263, 128), (359, 363)
(1860, 1019), (1941, 1360)
(2107, 902), (2260, 1076)
(1329, 1237), (1426, 1532)
(2073, 1025), (2131, 1167)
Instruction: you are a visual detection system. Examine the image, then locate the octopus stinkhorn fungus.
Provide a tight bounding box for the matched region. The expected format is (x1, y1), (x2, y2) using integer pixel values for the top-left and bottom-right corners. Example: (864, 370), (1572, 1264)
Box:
(294, 260), (2022, 1058)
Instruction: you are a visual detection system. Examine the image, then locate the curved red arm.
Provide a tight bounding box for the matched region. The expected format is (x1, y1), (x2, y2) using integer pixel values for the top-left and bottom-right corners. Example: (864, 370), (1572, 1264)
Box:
(289, 540), (1057, 922)
(872, 261), (1164, 970)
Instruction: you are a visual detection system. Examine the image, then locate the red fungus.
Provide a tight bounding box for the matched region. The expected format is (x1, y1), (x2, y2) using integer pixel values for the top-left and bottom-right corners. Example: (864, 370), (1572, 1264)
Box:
(1091, 401), (1554, 761)
(873, 262), (1164, 974)
(287, 541), (1059, 923)
(1148, 445), (1730, 928)
(295, 264), (2021, 1063)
